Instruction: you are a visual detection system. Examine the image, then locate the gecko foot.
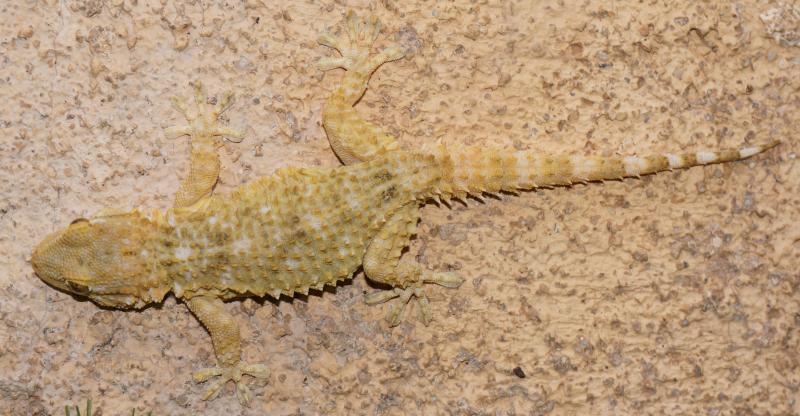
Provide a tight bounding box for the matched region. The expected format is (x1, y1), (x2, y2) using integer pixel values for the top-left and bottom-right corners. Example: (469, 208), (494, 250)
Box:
(194, 361), (270, 405)
(165, 81), (244, 142)
(365, 272), (464, 327)
(317, 10), (405, 73)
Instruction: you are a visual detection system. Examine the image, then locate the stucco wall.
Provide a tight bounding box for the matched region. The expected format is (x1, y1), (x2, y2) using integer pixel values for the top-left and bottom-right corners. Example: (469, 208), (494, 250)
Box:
(1, 1), (797, 414)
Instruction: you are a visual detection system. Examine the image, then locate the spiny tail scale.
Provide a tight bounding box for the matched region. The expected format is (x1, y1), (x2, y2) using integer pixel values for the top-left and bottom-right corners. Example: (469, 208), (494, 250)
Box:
(420, 141), (779, 200)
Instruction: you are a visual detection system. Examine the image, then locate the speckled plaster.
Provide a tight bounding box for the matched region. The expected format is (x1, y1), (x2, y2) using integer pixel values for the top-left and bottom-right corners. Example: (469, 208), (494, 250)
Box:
(1, 1), (798, 415)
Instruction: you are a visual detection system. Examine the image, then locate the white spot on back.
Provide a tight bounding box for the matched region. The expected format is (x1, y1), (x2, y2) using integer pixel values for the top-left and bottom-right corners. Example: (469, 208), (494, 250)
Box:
(285, 259), (299, 270)
(233, 238), (251, 252)
(739, 146), (760, 158)
(259, 206), (271, 215)
(140, 249), (149, 258)
(304, 214), (322, 230)
(208, 216), (217, 225)
(175, 246), (192, 261)
(348, 198), (361, 210)
(696, 151), (717, 164)
(167, 212), (176, 226)
(221, 273), (233, 285)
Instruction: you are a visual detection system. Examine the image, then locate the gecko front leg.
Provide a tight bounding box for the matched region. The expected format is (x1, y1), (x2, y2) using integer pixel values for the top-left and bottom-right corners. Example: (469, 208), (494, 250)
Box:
(186, 296), (270, 405)
(166, 82), (244, 208)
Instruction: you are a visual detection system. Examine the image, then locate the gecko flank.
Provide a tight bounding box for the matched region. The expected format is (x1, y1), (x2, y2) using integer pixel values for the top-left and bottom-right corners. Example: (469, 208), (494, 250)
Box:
(31, 10), (779, 405)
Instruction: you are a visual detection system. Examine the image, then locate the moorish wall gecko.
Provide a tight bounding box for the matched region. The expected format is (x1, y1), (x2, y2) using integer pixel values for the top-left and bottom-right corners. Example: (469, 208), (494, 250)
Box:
(31, 10), (779, 405)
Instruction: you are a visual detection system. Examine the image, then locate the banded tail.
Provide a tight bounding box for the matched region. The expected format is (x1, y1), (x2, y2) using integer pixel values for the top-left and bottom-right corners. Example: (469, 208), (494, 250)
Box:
(425, 141), (779, 199)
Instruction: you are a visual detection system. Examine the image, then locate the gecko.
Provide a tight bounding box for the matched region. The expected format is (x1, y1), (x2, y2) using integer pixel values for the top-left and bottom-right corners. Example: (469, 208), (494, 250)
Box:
(31, 10), (779, 405)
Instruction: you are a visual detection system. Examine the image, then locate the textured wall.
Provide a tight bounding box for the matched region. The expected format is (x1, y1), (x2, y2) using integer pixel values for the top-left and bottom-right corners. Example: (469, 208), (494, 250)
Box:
(1, 0), (797, 414)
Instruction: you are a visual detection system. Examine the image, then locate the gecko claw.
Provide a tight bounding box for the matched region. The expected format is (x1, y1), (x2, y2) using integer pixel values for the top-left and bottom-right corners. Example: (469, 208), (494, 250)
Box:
(194, 362), (270, 405)
(317, 10), (405, 73)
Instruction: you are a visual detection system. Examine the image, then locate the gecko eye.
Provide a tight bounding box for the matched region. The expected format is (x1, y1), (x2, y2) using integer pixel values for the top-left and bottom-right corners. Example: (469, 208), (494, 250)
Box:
(70, 218), (89, 226)
(67, 281), (90, 295)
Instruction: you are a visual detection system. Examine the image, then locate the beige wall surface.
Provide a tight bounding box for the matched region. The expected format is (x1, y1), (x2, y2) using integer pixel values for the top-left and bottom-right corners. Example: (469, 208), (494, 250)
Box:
(1, 1), (797, 414)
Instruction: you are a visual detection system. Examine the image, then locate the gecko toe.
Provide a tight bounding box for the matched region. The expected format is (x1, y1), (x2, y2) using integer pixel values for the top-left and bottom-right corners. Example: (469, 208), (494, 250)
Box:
(235, 382), (252, 406)
(242, 363), (271, 379)
(365, 287), (402, 304)
(194, 362), (269, 405)
(386, 287), (415, 326)
(414, 287), (433, 326)
(201, 377), (227, 401)
(423, 271), (465, 288)
(366, 280), (458, 327)
(193, 366), (224, 382)
(316, 56), (349, 71)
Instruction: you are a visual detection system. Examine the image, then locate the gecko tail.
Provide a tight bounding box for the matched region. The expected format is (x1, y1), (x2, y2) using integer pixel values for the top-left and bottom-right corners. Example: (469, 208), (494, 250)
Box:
(426, 141), (779, 198)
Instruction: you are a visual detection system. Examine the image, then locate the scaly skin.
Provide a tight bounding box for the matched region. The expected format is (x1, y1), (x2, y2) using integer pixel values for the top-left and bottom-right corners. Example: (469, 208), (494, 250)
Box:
(31, 10), (779, 405)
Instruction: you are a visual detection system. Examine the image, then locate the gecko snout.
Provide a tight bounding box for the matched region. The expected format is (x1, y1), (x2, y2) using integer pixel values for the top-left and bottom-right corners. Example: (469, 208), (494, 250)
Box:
(31, 229), (72, 292)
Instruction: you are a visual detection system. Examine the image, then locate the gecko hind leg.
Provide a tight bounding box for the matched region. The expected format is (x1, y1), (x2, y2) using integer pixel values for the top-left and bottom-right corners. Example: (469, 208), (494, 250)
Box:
(363, 205), (465, 326)
(166, 81), (244, 208)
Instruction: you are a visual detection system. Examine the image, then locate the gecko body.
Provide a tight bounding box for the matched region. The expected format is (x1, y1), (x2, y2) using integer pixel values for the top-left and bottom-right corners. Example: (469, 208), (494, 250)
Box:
(31, 10), (778, 405)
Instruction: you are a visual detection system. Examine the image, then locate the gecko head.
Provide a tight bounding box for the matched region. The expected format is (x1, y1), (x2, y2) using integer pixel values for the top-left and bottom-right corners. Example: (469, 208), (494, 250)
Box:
(32, 210), (170, 309)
